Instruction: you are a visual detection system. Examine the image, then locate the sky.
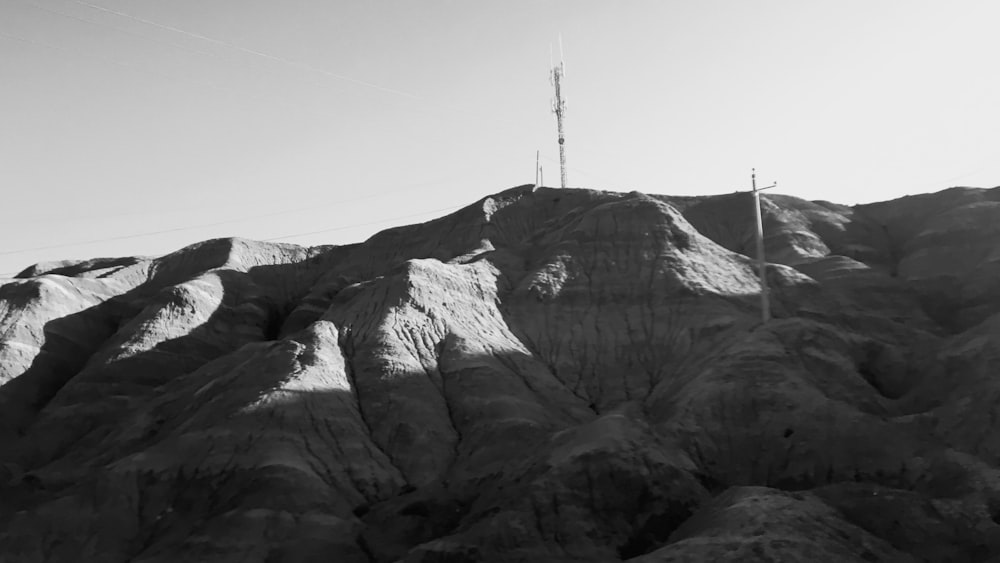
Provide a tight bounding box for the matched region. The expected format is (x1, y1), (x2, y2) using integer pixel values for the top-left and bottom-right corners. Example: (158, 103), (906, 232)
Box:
(1, 0), (998, 276)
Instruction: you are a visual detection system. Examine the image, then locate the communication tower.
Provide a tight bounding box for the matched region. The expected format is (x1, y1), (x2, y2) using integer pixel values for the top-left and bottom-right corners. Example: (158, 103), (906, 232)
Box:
(550, 37), (568, 188)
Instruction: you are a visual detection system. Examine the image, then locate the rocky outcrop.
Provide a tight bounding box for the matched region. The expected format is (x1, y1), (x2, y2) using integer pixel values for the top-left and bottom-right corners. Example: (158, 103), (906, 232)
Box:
(1, 184), (999, 562)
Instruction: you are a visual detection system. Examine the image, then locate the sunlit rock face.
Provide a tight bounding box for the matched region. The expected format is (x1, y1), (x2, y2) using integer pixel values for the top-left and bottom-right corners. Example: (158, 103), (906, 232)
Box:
(1, 185), (999, 562)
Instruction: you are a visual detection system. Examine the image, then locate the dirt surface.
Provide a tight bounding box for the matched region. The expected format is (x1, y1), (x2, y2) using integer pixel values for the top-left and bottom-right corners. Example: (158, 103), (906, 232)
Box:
(2, 185), (999, 562)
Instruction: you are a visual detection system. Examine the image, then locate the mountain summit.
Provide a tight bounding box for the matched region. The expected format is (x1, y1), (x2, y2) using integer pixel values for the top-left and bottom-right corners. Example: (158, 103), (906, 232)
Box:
(2, 185), (1000, 562)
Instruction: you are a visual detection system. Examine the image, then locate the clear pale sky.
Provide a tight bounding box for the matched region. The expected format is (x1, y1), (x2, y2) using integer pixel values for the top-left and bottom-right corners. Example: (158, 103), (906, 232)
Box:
(1, 0), (997, 275)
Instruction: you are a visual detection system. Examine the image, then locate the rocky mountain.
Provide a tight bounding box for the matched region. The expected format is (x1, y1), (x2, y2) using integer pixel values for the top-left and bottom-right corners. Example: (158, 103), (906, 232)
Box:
(2, 184), (1000, 562)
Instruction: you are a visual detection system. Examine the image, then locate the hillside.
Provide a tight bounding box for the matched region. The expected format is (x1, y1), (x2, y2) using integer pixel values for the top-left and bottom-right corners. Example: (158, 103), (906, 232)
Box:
(2, 184), (1000, 562)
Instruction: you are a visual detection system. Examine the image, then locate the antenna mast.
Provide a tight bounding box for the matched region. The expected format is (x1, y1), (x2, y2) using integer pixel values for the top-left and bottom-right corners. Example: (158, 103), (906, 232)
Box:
(550, 37), (568, 188)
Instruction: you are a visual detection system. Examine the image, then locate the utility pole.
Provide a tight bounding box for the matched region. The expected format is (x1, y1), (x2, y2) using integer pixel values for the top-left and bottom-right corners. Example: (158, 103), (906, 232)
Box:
(550, 36), (568, 188)
(750, 168), (777, 323)
(535, 149), (541, 190)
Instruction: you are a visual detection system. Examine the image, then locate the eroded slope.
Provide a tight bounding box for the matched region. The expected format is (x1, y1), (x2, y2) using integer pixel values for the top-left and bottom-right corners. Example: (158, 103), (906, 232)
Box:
(1, 185), (999, 562)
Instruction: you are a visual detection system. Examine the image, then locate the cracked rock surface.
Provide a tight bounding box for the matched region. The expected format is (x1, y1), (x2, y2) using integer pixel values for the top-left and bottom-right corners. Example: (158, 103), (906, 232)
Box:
(2, 185), (1000, 562)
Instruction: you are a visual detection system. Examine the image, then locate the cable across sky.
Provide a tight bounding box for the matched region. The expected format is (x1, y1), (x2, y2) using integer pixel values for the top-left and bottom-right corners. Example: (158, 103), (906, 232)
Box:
(1, 1), (997, 277)
(68, 0), (419, 98)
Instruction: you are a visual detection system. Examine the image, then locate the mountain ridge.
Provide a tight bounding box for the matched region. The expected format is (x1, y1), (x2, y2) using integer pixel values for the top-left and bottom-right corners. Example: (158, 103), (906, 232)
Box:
(2, 184), (999, 562)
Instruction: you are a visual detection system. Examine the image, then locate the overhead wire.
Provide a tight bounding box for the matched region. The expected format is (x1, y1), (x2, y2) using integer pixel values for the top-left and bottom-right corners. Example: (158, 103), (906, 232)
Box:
(28, 167), (476, 225)
(0, 203), (464, 257)
(15, 0), (529, 138)
(13, 0), (531, 149)
(1, 221), (253, 257)
(0, 1), (551, 267)
(1, 7), (473, 212)
(0, 204), (463, 276)
(4, 5), (389, 123)
(0, 29), (217, 89)
(0, 26), (474, 262)
(69, 0), (418, 99)
(11, 0), (445, 138)
(927, 157), (998, 189)
(265, 205), (465, 242)
(66, 0), (527, 136)
(0, 170), (474, 256)
(19, 0), (228, 62)
(539, 154), (616, 187)
(0, 27), (346, 132)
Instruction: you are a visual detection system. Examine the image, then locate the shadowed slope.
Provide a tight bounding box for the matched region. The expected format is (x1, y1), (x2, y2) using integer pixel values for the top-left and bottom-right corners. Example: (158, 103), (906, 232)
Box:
(1, 185), (999, 562)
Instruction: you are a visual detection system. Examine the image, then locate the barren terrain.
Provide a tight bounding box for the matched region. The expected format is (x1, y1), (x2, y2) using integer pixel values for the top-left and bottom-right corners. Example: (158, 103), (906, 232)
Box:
(2, 185), (1000, 562)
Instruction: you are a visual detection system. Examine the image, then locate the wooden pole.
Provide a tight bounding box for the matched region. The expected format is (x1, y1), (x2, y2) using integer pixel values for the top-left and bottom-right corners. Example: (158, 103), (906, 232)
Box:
(535, 150), (540, 190)
(750, 168), (777, 323)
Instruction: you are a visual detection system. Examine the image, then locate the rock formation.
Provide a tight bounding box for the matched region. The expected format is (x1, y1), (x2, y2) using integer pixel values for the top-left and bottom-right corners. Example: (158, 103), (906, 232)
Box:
(1, 185), (999, 562)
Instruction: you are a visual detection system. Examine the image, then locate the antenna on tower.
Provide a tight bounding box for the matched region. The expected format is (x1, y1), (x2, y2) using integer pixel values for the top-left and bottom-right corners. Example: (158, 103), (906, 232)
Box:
(550, 36), (568, 188)
(558, 34), (565, 76)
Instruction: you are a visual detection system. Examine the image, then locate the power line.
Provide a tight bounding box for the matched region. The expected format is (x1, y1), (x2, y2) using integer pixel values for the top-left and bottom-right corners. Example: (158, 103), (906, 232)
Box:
(0, 204), (458, 256)
(10, 1), (524, 143)
(19, 0), (226, 62)
(0, 177), (469, 257)
(0, 5), (551, 265)
(14, 0), (530, 140)
(9, 2), (403, 118)
(27, 168), (474, 225)
(69, 0), (417, 99)
(0, 29), (215, 88)
(0, 24), (490, 259)
(0, 204), (462, 275)
(928, 158), (997, 188)
(0, 221), (239, 257)
(265, 205), (463, 242)
(539, 154), (614, 186)
(0, 27), (322, 125)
